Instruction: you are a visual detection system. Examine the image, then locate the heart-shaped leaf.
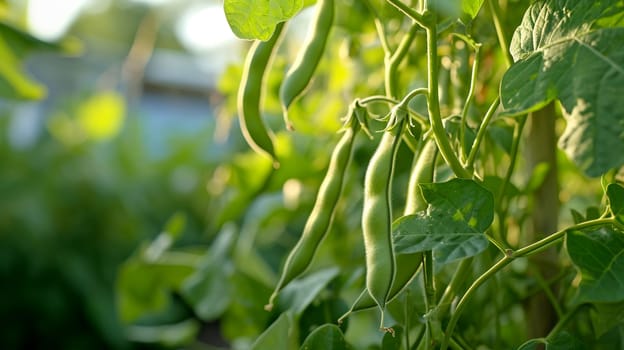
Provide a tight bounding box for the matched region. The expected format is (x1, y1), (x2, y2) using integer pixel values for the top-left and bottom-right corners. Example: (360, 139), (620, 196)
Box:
(224, 0), (303, 40)
(501, 0), (624, 176)
(393, 179), (493, 264)
(566, 225), (624, 303)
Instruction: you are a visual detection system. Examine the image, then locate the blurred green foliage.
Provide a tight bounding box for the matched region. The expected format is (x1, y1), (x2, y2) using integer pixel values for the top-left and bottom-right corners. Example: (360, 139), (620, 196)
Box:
(0, 100), (217, 348)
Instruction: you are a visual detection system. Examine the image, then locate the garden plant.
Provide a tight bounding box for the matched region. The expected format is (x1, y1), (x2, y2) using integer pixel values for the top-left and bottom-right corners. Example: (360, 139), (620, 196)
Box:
(218, 0), (624, 348)
(112, 0), (624, 348)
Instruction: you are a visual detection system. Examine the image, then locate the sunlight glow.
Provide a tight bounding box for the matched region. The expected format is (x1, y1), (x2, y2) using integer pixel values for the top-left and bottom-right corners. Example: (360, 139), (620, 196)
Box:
(27, 0), (92, 41)
(175, 4), (237, 52)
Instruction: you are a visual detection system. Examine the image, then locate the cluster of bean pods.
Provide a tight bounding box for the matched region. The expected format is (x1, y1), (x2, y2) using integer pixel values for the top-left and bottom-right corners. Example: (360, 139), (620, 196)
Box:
(236, 0), (437, 333)
(237, 0), (334, 166)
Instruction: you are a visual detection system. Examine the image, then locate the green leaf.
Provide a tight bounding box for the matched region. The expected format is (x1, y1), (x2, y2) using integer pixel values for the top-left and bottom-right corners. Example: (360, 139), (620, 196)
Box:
(163, 212), (187, 239)
(517, 338), (545, 350)
(592, 302), (624, 337)
(117, 215), (200, 322)
(224, 0), (303, 40)
(298, 297), (349, 342)
(482, 175), (520, 199)
(393, 179), (493, 264)
(300, 324), (350, 350)
(462, 0), (485, 20)
(0, 35), (45, 100)
(251, 312), (297, 350)
(0, 21), (80, 56)
(570, 209), (585, 224)
(220, 270), (273, 340)
(517, 332), (584, 350)
(566, 225), (624, 303)
(586, 206), (602, 221)
(143, 213), (188, 262)
(0, 21), (81, 100)
(117, 255), (198, 322)
(486, 119), (515, 154)
(500, 0), (624, 176)
(430, 0), (484, 22)
(180, 224), (237, 321)
(126, 319), (200, 347)
(607, 183), (624, 223)
(525, 162), (551, 193)
(276, 267), (340, 315)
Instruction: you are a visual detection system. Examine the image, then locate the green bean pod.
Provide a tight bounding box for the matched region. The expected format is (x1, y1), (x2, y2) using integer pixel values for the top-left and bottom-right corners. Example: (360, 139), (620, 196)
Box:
(265, 107), (360, 311)
(362, 108), (407, 330)
(238, 23), (285, 165)
(338, 252), (422, 324)
(279, 0), (334, 130)
(338, 138), (438, 324)
(404, 138), (438, 214)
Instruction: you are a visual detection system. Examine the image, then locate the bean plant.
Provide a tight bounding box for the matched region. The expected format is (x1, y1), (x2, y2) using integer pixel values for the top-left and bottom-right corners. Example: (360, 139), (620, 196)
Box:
(116, 0), (624, 349)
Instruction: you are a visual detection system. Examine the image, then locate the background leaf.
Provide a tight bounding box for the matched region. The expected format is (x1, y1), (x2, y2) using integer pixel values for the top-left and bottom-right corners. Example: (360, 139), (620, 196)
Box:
(429, 0), (484, 22)
(591, 302), (624, 337)
(607, 183), (624, 223)
(180, 224), (237, 321)
(299, 324), (350, 350)
(117, 257), (197, 322)
(462, 0), (485, 20)
(500, 0), (624, 176)
(393, 179), (493, 264)
(251, 312), (297, 350)
(517, 331), (584, 349)
(566, 225), (624, 303)
(0, 21), (80, 100)
(224, 0), (303, 40)
(126, 319), (200, 348)
(276, 267), (340, 315)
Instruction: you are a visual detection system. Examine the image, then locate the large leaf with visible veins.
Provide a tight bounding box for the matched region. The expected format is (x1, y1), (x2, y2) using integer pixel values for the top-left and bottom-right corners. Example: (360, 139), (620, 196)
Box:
(500, 0), (624, 177)
(566, 225), (624, 303)
(393, 179), (493, 265)
(224, 0), (303, 40)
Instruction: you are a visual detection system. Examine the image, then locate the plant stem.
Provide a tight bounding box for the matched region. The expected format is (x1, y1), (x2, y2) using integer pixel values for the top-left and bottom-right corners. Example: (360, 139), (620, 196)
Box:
(489, 0), (520, 245)
(386, 24), (420, 98)
(547, 303), (588, 339)
(386, 0), (427, 28)
(400, 88), (429, 106)
(385, 0), (470, 178)
(436, 258), (472, 317)
(448, 337), (465, 350)
(485, 230), (508, 254)
(487, 0), (514, 67)
(404, 290), (411, 350)
(529, 264), (564, 318)
(424, 16), (472, 179)
(515, 218), (622, 255)
(465, 97), (500, 170)
(363, 0), (391, 53)
(359, 95), (400, 106)
(440, 256), (511, 350)
(439, 217), (620, 350)
(496, 114), (526, 245)
(413, 324), (426, 349)
(423, 250), (436, 348)
(460, 44), (481, 163)
(498, 115), (525, 203)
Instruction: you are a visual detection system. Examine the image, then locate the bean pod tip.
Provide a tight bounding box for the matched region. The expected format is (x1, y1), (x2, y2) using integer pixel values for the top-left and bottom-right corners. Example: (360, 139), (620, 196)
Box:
(272, 159), (280, 169)
(282, 107), (295, 131)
